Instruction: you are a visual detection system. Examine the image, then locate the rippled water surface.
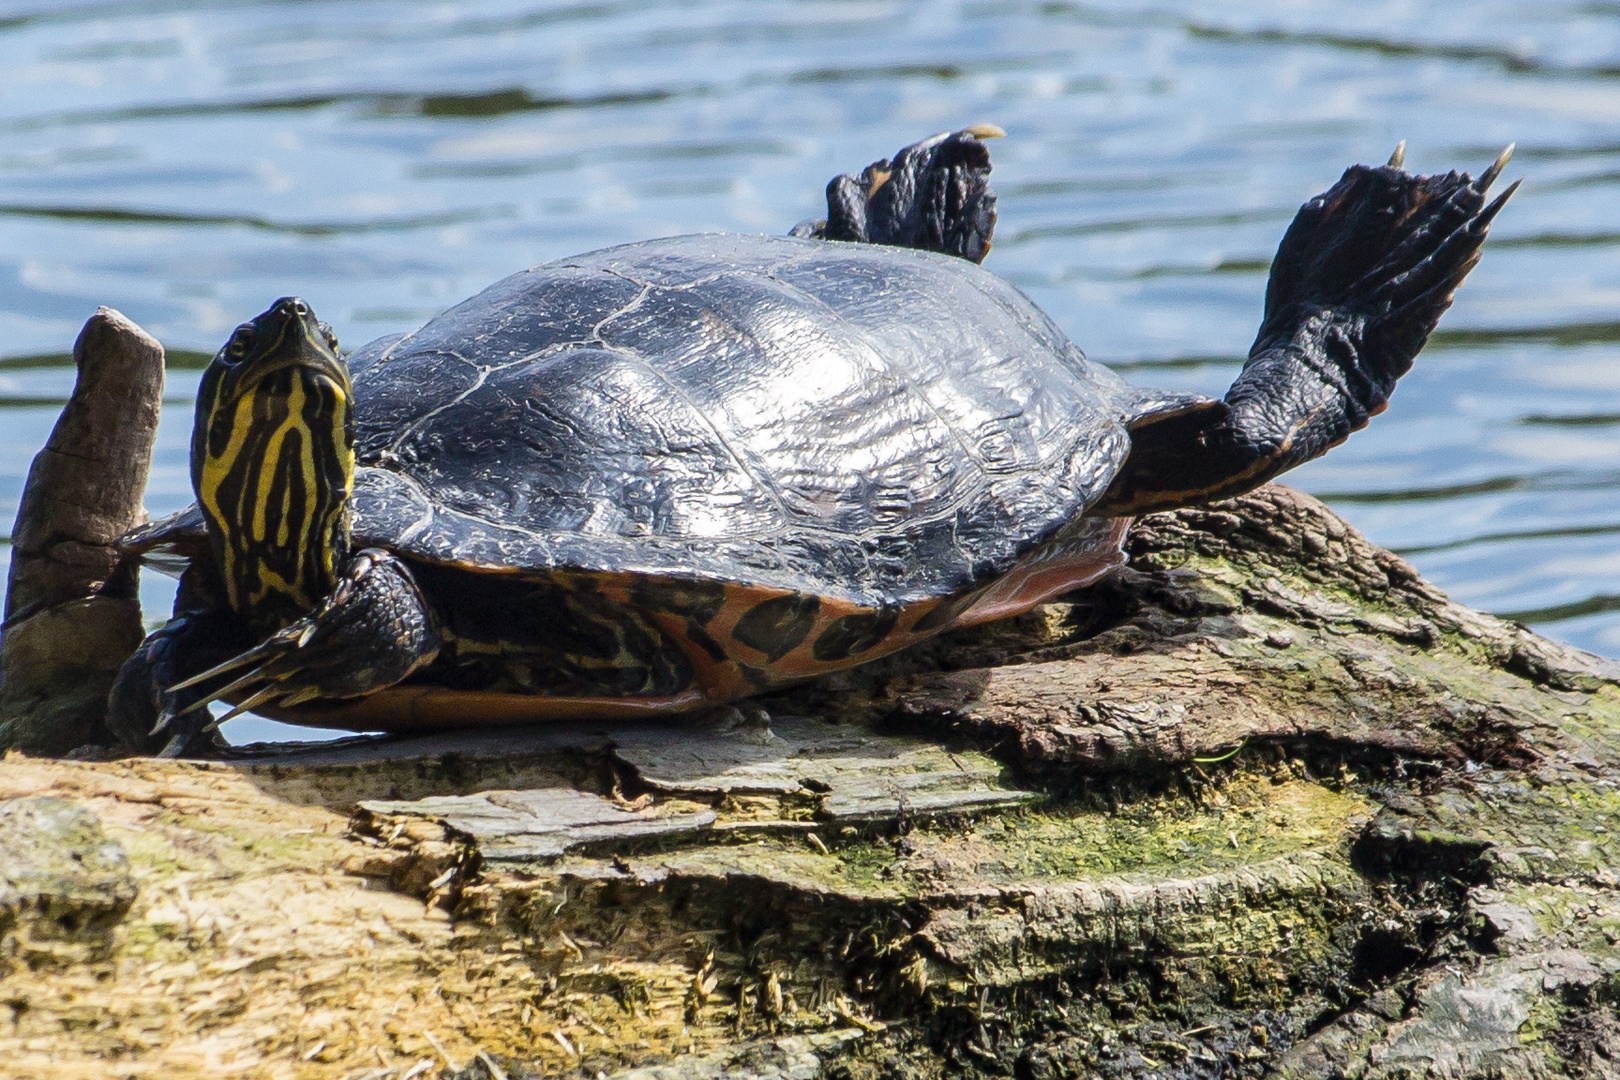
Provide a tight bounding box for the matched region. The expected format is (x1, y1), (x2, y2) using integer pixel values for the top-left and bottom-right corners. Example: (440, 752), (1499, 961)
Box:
(3, 0), (1619, 742)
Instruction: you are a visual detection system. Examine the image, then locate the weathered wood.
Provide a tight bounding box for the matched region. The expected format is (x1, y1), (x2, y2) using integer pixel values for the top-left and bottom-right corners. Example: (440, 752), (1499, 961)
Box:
(359, 788), (720, 861)
(1, 486), (1618, 1080)
(0, 796), (136, 974)
(611, 711), (1038, 819)
(0, 308), (164, 754)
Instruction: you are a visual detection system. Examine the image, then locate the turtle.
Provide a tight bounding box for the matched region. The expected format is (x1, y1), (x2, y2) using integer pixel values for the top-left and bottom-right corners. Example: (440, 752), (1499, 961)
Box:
(107, 127), (1518, 756)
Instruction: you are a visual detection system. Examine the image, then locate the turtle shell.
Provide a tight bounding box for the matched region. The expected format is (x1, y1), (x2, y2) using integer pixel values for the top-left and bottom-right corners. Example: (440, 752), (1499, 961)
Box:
(344, 232), (1152, 608)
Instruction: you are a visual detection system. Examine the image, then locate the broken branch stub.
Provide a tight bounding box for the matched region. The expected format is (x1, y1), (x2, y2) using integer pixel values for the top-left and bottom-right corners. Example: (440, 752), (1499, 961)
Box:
(0, 308), (165, 755)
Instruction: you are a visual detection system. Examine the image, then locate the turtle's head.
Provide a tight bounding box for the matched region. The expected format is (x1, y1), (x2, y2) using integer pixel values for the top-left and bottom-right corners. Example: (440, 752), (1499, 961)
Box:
(192, 296), (355, 629)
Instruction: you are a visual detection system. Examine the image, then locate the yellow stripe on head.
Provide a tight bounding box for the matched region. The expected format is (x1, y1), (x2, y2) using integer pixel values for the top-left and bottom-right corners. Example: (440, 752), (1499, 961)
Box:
(192, 297), (354, 633)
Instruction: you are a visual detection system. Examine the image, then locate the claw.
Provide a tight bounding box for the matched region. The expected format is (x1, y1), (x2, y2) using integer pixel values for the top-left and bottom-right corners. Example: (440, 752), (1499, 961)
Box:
(201, 684), (285, 733)
(1387, 141), (1407, 169)
(963, 123), (1006, 140)
(1473, 178), (1521, 232)
(159, 601), (333, 725)
(279, 685), (326, 708)
(166, 618), (306, 697)
(182, 663), (278, 716)
(167, 646), (270, 694)
(161, 634), (288, 724)
(159, 611), (331, 726)
(1477, 143), (1515, 192)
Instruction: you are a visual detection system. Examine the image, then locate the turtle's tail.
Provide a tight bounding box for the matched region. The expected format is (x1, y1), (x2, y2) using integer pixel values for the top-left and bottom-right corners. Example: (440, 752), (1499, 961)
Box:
(1093, 146), (1517, 518)
(790, 126), (1001, 263)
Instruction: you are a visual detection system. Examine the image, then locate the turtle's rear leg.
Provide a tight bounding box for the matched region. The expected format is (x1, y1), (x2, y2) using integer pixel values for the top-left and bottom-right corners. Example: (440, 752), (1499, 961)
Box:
(1094, 145), (1518, 517)
(152, 549), (441, 755)
(792, 125), (1001, 263)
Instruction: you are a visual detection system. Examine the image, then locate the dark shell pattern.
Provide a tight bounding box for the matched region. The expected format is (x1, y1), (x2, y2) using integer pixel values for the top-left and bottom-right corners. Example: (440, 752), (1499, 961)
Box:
(346, 232), (1145, 610)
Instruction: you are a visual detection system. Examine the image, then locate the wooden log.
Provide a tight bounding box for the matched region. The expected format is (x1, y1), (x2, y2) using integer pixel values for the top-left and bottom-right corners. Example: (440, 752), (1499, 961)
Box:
(0, 487), (1617, 1079)
(0, 308), (164, 755)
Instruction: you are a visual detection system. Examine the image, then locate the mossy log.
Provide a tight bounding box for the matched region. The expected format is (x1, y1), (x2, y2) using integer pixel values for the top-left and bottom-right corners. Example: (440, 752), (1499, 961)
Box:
(2, 486), (1618, 1080)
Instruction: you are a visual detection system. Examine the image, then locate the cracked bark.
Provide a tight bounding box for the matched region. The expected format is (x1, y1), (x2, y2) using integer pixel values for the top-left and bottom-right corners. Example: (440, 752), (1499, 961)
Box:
(2, 486), (1618, 1080)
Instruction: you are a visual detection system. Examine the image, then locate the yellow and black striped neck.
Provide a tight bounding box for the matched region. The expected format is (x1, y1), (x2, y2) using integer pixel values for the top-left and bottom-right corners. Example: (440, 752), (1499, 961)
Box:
(192, 297), (354, 633)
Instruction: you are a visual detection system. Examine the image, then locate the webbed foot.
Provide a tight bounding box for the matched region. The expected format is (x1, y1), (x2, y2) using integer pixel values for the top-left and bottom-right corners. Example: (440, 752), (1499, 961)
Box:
(160, 549), (441, 750)
(1096, 145), (1518, 517)
(792, 125), (1002, 263)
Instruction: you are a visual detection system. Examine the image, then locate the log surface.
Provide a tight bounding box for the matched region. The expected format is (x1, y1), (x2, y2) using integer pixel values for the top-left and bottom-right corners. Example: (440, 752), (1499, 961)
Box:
(1, 486), (1617, 1080)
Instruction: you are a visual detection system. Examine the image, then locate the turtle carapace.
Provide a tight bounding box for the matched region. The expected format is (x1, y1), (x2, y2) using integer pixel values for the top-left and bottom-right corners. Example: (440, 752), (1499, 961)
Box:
(109, 128), (1517, 755)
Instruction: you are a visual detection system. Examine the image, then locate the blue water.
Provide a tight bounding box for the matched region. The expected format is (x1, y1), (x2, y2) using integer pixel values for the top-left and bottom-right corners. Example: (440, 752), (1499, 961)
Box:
(2, 0), (1618, 743)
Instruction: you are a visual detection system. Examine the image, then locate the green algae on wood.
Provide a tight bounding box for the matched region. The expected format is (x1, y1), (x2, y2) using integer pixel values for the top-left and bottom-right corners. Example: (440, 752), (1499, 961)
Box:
(3, 486), (1620, 1078)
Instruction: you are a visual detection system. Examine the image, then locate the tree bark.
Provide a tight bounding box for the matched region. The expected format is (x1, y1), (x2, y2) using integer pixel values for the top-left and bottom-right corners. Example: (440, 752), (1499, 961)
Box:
(1, 486), (1617, 1080)
(0, 308), (164, 755)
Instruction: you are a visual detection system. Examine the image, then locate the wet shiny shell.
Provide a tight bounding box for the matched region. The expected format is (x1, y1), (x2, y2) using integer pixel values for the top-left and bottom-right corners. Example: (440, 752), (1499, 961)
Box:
(345, 232), (1144, 610)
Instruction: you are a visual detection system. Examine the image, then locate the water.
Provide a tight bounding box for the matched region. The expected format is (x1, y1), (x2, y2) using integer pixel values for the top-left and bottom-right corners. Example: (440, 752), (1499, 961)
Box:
(2, 0), (1618, 744)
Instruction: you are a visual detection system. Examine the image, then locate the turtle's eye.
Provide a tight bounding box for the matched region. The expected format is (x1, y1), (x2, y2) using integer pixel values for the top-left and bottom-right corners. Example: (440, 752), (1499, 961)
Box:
(318, 320), (339, 353)
(225, 324), (254, 361)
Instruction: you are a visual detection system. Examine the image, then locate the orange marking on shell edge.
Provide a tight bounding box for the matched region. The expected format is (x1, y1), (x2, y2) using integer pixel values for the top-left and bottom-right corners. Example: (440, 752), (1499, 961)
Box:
(256, 519), (1134, 734)
(630, 517), (1133, 684)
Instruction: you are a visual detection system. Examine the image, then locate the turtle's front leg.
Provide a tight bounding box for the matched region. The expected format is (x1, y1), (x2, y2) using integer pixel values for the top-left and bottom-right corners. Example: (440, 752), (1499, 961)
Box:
(158, 550), (441, 755)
